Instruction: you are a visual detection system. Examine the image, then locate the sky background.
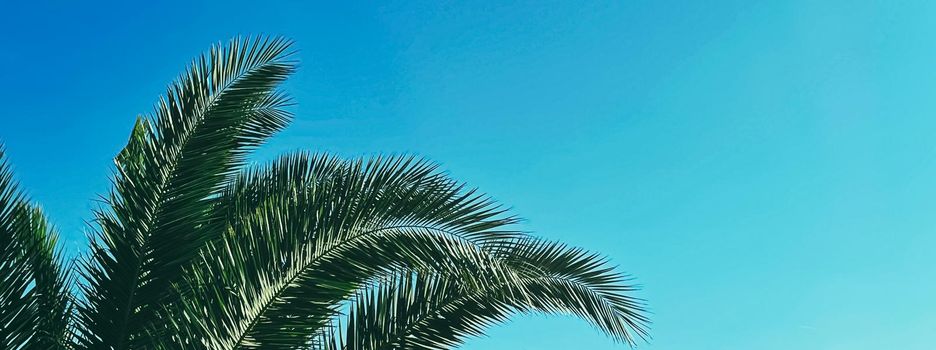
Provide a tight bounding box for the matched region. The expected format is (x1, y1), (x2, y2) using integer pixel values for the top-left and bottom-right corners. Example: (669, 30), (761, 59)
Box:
(1, 1), (934, 349)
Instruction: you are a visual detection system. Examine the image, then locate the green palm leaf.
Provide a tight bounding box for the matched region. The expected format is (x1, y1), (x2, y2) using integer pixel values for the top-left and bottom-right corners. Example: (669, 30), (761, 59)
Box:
(0, 149), (72, 350)
(75, 36), (296, 349)
(2, 36), (650, 350)
(322, 239), (648, 350)
(0, 149), (33, 349)
(161, 153), (525, 349)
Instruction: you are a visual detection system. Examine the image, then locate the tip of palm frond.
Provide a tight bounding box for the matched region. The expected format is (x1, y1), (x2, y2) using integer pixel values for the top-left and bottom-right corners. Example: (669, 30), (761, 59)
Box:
(222, 34), (298, 60)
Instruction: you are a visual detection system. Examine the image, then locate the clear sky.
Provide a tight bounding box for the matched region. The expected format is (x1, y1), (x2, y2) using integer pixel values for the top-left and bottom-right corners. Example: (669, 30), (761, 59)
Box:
(1, 1), (934, 349)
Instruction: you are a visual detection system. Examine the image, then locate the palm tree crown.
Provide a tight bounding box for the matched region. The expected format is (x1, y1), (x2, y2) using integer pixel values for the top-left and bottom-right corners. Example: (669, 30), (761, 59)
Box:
(0, 36), (649, 350)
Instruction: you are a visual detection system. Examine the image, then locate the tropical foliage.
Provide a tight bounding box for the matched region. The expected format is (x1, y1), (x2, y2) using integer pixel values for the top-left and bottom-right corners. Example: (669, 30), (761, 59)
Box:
(0, 36), (649, 349)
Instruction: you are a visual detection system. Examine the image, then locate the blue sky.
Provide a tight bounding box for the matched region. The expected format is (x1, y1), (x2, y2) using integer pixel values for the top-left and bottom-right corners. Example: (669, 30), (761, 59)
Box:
(1, 1), (934, 349)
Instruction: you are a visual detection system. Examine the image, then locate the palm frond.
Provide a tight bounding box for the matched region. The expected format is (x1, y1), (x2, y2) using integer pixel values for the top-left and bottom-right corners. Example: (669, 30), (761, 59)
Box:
(489, 238), (650, 342)
(0, 148), (34, 349)
(1, 36), (651, 350)
(0, 148), (73, 349)
(160, 153), (524, 350)
(75, 36), (296, 349)
(18, 206), (74, 350)
(321, 239), (649, 350)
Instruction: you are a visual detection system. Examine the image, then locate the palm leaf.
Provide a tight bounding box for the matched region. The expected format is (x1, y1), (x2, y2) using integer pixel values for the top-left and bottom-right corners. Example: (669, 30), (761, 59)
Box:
(321, 239), (649, 349)
(0, 148), (73, 349)
(17, 206), (74, 350)
(0, 148), (34, 349)
(159, 153), (525, 349)
(0, 35), (652, 350)
(74, 36), (296, 349)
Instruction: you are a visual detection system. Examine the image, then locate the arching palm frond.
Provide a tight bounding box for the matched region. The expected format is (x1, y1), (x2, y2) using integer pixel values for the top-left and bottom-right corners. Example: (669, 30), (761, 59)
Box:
(160, 153), (527, 350)
(75, 36), (296, 350)
(2, 36), (650, 350)
(0, 149), (72, 350)
(318, 239), (648, 350)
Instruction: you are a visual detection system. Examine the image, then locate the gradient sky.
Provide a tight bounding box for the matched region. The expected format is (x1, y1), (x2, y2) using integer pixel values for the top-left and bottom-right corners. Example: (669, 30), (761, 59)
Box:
(1, 1), (934, 349)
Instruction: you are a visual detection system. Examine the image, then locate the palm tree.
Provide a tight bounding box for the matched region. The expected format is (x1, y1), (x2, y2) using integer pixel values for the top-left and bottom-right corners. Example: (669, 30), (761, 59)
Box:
(0, 36), (649, 350)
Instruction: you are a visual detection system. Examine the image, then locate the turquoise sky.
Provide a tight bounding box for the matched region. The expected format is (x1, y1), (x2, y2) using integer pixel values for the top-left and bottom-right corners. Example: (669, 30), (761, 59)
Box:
(1, 1), (933, 349)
